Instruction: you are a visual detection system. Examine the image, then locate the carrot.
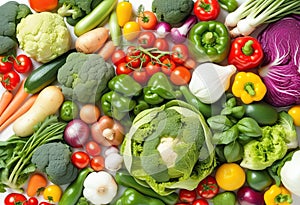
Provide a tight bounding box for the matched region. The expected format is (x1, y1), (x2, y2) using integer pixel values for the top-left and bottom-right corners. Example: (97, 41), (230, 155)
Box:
(0, 94), (38, 132)
(97, 40), (116, 60)
(0, 78), (29, 126)
(0, 90), (14, 116)
(26, 173), (48, 197)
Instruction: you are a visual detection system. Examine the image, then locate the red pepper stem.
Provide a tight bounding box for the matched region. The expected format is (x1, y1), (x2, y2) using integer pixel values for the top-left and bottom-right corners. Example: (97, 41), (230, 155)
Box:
(244, 82), (255, 96)
(242, 40), (254, 56)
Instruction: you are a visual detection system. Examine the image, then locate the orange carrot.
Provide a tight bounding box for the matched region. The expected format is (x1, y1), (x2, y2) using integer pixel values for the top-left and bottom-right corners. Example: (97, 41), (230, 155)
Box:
(0, 78), (29, 126)
(26, 173), (48, 197)
(0, 90), (14, 116)
(0, 94), (38, 132)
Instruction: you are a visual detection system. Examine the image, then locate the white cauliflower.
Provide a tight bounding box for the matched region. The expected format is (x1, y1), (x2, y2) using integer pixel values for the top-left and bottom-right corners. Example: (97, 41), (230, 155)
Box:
(16, 12), (72, 63)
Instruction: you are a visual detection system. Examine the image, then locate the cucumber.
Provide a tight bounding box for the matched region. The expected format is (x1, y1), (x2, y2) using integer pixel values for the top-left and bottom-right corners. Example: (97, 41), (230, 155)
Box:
(24, 50), (74, 94)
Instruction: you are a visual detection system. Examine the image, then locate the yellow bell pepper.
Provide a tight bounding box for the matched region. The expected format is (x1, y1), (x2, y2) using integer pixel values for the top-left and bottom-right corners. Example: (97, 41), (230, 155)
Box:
(116, 0), (132, 27)
(232, 71), (267, 104)
(264, 185), (293, 205)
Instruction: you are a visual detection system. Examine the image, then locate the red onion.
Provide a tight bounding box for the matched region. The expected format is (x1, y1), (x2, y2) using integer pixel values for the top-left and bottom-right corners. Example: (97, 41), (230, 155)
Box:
(237, 186), (264, 205)
(170, 15), (197, 43)
(64, 119), (90, 148)
(155, 22), (171, 38)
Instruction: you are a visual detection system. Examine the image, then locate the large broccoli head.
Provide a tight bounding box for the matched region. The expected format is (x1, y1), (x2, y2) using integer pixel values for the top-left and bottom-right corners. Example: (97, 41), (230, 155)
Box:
(57, 52), (115, 103)
(31, 142), (78, 185)
(16, 12), (72, 63)
(152, 0), (194, 26)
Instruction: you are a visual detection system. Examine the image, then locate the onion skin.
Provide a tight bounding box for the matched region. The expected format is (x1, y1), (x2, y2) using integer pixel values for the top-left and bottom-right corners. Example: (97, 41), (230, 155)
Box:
(237, 186), (264, 205)
(64, 119), (90, 148)
(155, 22), (171, 38)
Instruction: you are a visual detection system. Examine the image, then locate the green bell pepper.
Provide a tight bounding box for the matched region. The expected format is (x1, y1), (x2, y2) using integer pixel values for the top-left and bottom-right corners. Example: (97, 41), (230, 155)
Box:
(188, 21), (230, 63)
(133, 96), (150, 116)
(101, 91), (136, 120)
(114, 188), (165, 205)
(218, 0), (238, 12)
(108, 74), (142, 97)
(144, 72), (182, 105)
(246, 169), (273, 191)
(59, 100), (79, 121)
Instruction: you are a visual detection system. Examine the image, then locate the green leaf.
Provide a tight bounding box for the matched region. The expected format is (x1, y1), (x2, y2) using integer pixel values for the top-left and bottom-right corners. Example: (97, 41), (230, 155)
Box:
(212, 125), (239, 144)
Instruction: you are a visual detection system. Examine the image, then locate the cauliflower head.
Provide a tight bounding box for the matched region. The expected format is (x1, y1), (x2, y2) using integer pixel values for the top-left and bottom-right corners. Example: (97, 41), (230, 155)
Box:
(16, 12), (72, 63)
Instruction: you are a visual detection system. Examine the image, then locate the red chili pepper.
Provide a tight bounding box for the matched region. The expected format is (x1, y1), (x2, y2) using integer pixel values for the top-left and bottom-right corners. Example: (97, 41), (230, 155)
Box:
(193, 0), (220, 21)
(228, 36), (264, 71)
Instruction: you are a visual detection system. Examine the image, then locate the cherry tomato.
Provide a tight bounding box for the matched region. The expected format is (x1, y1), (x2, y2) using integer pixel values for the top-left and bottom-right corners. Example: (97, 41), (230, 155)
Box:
(137, 10), (157, 30)
(141, 54), (151, 67)
(179, 189), (197, 203)
(111, 49), (126, 66)
(4, 193), (27, 205)
(123, 21), (141, 41)
(116, 62), (133, 75)
(161, 58), (176, 75)
(29, 0), (58, 12)
(196, 175), (219, 199)
(171, 44), (189, 64)
(192, 198), (209, 205)
(85, 141), (101, 156)
(1, 70), (20, 91)
(0, 56), (13, 74)
(43, 184), (62, 203)
(132, 69), (148, 85)
(90, 155), (105, 171)
(127, 46), (141, 56)
(71, 151), (90, 169)
(170, 66), (191, 85)
(288, 105), (300, 126)
(26, 197), (39, 205)
(145, 62), (161, 76)
(126, 55), (141, 68)
(183, 58), (197, 70)
(153, 38), (169, 51)
(39, 202), (54, 205)
(138, 31), (156, 48)
(13, 54), (33, 73)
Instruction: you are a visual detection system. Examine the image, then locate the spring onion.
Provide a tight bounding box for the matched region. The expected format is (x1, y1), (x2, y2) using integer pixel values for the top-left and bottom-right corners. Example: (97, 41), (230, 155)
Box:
(225, 0), (300, 37)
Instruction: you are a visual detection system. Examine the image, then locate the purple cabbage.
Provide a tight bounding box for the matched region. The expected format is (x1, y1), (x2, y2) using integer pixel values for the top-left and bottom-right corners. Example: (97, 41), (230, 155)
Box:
(258, 15), (300, 107)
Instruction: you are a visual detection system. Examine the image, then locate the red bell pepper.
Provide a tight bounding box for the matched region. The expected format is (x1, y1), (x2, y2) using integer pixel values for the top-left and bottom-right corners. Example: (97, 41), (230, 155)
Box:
(193, 0), (220, 21)
(228, 36), (264, 71)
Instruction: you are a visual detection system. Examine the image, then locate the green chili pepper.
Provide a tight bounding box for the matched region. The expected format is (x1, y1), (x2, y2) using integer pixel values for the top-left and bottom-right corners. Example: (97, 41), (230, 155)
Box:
(113, 188), (165, 205)
(237, 117), (262, 137)
(59, 167), (93, 205)
(212, 191), (236, 205)
(108, 74), (142, 97)
(218, 0), (238, 12)
(59, 100), (79, 121)
(188, 21), (230, 63)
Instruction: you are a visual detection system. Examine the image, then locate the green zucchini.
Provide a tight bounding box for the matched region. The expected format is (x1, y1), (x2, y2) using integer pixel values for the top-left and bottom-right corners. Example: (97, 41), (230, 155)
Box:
(24, 50), (74, 94)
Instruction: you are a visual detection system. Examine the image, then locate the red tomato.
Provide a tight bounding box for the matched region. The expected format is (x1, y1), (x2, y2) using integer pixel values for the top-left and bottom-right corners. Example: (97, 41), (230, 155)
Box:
(4, 193), (27, 205)
(161, 58), (176, 75)
(127, 46), (141, 56)
(196, 175), (219, 199)
(170, 66), (191, 85)
(1, 70), (20, 91)
(13, 54), (33, 73)
(90, 156), (105, 171)
(137, 10), (157, 30)
(154, 38), (169, 51)
(183, 58), (197, 70)
(126, 49), (141, 68)
(71, 151), (90, 169)
(0, 56), (13, 74)
(192, 198), (209, 205)
(171, 44), (189, 64)
(116, 62), (133, 75)
(132, 69), (148, 85)
(39, 202), (54, 205)
(29, 0), (58, 12)
(138, 31), (156, 48)
(141, 54), (151, 67)
(25, 197), (39, 205)
(145, 62), (161, 76)
(111, 49), (126, 66)
(85, 141), (101, 157)
(179, 189), (197, 203)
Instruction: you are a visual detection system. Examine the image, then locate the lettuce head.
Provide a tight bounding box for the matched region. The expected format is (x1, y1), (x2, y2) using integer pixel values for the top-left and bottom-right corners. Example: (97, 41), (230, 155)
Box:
(121, 100), (216, 195)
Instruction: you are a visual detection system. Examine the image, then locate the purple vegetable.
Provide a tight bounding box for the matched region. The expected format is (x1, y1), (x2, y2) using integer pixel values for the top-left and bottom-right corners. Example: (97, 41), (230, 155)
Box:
(237, 186), (264, 205)
(170, 15), (197, 43)
(64, 119), (90, 148)
(155, 22), (171, 38)
(258, 15), (300, 107)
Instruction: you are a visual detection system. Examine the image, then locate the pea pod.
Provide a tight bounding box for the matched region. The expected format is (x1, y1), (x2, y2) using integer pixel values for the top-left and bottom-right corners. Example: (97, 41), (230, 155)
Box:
(58, 167), (93, 205)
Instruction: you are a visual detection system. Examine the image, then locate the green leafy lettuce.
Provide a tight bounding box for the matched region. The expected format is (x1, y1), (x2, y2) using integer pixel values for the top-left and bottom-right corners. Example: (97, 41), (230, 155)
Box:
(121, 100), (216, 195)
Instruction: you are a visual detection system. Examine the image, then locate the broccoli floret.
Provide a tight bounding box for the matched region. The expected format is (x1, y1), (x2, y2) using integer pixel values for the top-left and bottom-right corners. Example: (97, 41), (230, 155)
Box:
(31, 142), (79, 185)
(0, 1), (31, 55)
(77, 197), (91, 205)
(57, 4), (84, 19)
(57, 52), (115, 103)
(152, 0), (194, 26)
(58, 0), (93, 20)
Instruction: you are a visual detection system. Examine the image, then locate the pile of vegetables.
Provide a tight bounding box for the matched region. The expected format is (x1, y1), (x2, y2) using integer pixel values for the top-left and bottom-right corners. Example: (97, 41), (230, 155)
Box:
(1, 0), (300, 205)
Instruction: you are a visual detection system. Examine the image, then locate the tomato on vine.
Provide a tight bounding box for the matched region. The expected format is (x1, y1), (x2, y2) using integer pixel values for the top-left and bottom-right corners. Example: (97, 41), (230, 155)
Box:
(116, 62), (133, 75)
(161, 58), (176, 75)
(196, 175), (219, 199)
(111, 49), (126, 66)
(132, 69), (148, 85)
(145, 62), (161, 76)
(137, 5), (157, 30)
(171, 44), (189, 64)
(170, 66), (191, 85)
(138, 31), (156, 48)
(154, 38), (169, 51)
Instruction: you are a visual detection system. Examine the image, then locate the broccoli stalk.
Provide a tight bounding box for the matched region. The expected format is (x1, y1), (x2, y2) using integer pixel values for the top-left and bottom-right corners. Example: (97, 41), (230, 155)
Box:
(57, 3), (84, 19)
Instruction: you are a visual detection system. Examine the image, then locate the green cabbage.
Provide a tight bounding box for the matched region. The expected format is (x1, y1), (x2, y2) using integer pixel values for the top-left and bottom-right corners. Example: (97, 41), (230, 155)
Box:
(121, 100), (216, 195)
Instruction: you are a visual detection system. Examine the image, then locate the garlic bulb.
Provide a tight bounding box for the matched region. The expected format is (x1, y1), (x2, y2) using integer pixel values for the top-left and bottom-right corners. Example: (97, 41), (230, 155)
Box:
(189, 63), (237, 104)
